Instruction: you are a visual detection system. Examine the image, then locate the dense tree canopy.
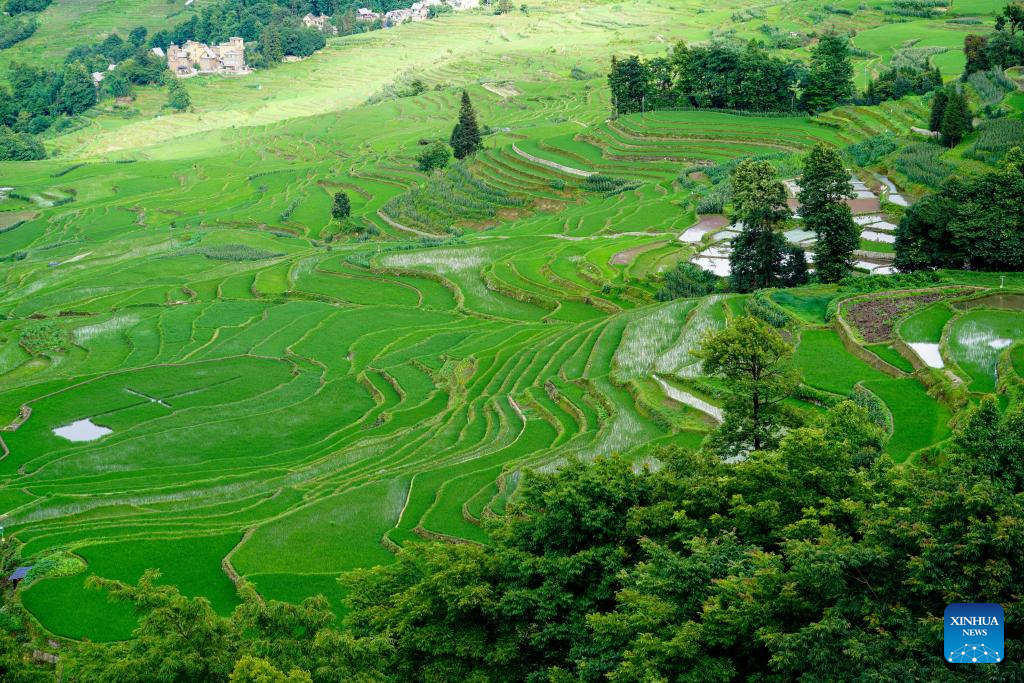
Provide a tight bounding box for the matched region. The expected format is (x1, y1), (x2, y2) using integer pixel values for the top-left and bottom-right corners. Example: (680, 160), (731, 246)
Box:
(609, 41), (802, 114)
(798, 143), (858, 282)
(799, 33), (854, 113)
(728, 159), (791, 292)
(895, 147), (1024, 271)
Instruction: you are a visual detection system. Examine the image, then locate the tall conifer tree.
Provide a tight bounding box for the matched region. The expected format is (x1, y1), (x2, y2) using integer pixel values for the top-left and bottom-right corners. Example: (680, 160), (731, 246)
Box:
(450, 90), (483, 159)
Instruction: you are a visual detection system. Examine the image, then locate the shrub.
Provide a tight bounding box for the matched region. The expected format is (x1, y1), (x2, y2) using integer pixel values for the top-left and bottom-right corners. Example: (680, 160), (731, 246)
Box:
(845, 133), (898, 166)
(582, 174), (639, 196)
(0, 126), (45, 161)
(655, 262), (720, 301)
(895, 143), (954, 187)
(416, 141), (452, 172)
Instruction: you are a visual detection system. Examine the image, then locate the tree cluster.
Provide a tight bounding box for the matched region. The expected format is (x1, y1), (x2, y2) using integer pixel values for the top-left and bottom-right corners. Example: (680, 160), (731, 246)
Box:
(895, 147), (1024, 271)
(929, 88), (972, 147)
(727, 159), (809, 292)
(798, 142), (859, 282)
(148, 0), (328, 67)
(608, 34), (854, 115)
(862, 63), (943, 105)
(963, 3), (1024, 75)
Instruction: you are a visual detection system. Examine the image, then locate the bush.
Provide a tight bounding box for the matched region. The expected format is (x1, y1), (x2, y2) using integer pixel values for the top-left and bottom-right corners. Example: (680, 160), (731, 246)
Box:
(845, 133), (898, 167)
(0, 14), (37, 49)
(582, 174), (639, 196)
(416, 142), (451, 172)
(655, 262), (720, 301)
(0, 126), (45, 161)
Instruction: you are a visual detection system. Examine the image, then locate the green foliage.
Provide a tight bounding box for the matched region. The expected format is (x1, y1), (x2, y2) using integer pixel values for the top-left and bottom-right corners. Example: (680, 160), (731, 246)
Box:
(696, 315), (799, 454)
(331, 191), (351, 222)
(940, 89), (971, 147)
(0, 126), (44, 160)
(581, 173), (638, 196)
(0, 629), (48, 683)
(179, 244), (284, 261)
(844, 133), (897, 166)
(896, 150), (1024, 271)
(929, 89), (948, 132)
(968, 67), (1016, 106)
(19, 322), (65, 356)
(0, 14), (37, 50)
(863, 63), (942, 105)
(382, 162), (523, 233)
(59, 62), (98, 116)
(450, 90), (483, 159)
(728, 159), (791, 292)
(800, 33), (854, 113)
(167, 79), (191, 112)
(229, 656), (311, 683)
(965, 117), (1024, 164)
(24, 551), (86, 583)
(655, 261), (720, 300)
(415, 141), (451, 172)
(798, 143), (857, 282)
(895, 142), (954, 186)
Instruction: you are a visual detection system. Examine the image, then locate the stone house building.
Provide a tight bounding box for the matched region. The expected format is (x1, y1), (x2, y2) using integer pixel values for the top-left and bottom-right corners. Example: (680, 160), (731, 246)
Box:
(167, 37), (249, 77)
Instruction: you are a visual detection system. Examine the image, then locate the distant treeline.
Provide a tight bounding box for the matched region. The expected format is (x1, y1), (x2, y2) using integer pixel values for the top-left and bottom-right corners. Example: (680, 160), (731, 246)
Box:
(608, 34), (854, 115)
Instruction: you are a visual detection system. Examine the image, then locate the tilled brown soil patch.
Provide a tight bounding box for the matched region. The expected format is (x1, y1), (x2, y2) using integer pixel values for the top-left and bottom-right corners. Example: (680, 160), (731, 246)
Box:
(844, 288), (974, 342)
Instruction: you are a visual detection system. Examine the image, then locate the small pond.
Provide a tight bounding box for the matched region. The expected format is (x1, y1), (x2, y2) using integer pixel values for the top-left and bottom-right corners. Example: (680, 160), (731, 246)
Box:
(53, 419), (113, 442)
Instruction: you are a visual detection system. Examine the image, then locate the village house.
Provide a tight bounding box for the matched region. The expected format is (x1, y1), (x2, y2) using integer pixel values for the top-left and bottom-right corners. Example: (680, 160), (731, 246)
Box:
(167, 37), (249, 77)
(377, 0), (477, 26)
(302, 13), (338, 34)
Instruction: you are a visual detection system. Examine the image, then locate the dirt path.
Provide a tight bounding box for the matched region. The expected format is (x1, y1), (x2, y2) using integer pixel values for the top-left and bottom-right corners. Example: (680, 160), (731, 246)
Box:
(511, 144), (594, 178)
(377, 209), (441, 238)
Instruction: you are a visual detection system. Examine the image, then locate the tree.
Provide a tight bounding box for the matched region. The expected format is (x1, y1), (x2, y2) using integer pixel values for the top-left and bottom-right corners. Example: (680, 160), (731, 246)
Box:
(797, 143), (858, 282)
(963, 34), (991, 75)
(728, 159), (790, 292)
(449, 90), (482, 159)
(695, 316), (799, 456)
(167, 79), (191, 111)
(331, 191), (351, 221)
(104, 71), (132, 99)
(780, 245), (809, 287)
(59, 62), (97, 115)
(940, 89), (971, 147)
(800, 33), (853, 113)
(895, 148), (1024, 271)
(129, 25), (148, 47)
(415, 141), (451, 172)
(928, 89), (948, 132)
(607, 55), (650, 115)
(260, 25), (284, 64)
(0, 126), (45, 161)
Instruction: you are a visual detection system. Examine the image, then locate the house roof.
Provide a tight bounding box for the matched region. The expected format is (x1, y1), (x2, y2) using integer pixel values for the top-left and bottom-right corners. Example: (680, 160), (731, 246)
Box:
(9, 566), (31, 581)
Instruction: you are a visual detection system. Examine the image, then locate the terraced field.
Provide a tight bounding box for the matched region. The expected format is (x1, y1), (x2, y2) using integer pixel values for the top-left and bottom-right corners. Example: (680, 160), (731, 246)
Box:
(0, 0), (1020, 645)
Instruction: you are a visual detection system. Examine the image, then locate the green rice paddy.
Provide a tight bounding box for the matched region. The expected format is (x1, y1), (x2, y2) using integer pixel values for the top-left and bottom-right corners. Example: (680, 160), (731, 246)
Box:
(0, 0), (1017, 643)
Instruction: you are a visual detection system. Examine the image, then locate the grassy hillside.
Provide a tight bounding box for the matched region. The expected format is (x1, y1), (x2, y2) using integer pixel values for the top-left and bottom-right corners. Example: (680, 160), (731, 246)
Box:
(0, 0), (1021, 644)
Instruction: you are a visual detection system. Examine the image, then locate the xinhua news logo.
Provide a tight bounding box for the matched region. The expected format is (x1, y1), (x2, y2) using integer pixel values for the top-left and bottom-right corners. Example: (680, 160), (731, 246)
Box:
(945, 603), (1004, 664)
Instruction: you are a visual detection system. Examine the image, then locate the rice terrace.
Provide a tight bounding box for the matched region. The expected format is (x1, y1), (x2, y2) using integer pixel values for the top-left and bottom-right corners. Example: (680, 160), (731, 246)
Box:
(0, 0), (1023, 678)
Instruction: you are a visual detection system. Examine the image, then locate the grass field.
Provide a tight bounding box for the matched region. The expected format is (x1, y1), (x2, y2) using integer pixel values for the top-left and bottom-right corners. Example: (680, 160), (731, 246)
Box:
(0, 0), (1017, 643)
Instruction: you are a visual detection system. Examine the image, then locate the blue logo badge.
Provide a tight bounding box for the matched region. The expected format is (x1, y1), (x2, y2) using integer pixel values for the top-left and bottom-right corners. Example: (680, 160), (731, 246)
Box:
(945, 603), (1004, 664)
